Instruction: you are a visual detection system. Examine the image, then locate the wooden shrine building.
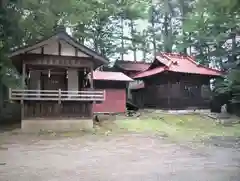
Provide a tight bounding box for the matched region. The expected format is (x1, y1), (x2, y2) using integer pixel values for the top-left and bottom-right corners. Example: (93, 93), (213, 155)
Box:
(131, 53), (222, 109)
(9, 30), (111, 132)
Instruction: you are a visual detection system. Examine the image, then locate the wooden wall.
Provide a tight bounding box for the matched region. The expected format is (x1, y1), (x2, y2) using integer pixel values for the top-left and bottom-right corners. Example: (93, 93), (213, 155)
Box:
(93, 80), (127, 113)
(24, 101), (92, 119)
(132, 72), (212, 109)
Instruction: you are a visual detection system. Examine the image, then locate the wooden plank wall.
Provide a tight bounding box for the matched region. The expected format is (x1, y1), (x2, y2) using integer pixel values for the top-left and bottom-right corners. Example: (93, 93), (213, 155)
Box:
(134, 72), (212, 109)
(24, 101), (92, 119)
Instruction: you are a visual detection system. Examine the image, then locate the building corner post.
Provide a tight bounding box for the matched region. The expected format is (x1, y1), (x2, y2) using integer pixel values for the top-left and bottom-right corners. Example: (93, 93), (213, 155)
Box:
(90, 66), (94, 119)
(21, 63), (26, 120)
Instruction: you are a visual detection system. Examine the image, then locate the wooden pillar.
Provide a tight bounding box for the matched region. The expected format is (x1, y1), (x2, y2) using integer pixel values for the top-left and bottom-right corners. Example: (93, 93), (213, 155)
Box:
(58, 41), (62, 55)
(90, 67), (94, 118)
(57, 88), (61, 116)
(21, 63), (26, 120)
(90, 67), (94, 89)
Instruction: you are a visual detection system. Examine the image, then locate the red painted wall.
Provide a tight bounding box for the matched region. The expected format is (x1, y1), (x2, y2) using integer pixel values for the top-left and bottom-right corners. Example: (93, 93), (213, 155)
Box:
(93, 89), (126, 113)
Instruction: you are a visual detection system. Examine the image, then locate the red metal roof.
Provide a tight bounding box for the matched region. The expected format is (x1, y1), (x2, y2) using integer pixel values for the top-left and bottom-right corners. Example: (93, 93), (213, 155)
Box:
(115, 60), (150, 72)
(133, 53), (222, 78)
(134, 66), (166, 78)
(158, 53), (222, 75)
(93, 71), (133, 81)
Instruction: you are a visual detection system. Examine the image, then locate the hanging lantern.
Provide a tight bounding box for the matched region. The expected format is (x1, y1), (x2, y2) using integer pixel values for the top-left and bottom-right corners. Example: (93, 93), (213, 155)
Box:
(48, 69), (51, 78)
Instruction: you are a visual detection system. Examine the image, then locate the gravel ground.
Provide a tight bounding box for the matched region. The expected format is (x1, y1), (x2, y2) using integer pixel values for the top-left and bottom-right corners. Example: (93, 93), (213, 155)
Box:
(0, 133), (240, 181)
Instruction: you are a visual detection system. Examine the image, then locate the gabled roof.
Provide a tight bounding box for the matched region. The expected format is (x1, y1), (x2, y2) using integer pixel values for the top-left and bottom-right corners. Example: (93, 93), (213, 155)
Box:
(114, 60), (150, 72)
(10, 31), (109, 65)
(93, 71), (133, 82)
(133, 52), (222, 79)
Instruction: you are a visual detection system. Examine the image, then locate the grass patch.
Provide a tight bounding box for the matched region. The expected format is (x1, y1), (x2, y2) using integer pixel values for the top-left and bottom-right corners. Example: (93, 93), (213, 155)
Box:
(2, 113), (239, 142)
(115, 113), (240, 141)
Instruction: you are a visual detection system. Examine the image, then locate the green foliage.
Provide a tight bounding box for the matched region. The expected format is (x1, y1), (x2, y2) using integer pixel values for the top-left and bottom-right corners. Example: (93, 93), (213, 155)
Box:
(213, 62), (240, 111)
(178, 0), (240, 66)
(229, 67), (240, 104)
(0, 0), (21, 88)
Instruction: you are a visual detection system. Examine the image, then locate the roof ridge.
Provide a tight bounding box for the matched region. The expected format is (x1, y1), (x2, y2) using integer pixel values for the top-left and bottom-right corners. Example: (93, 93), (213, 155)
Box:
(59, 32), (109, 63)
(160, 52), (171, 60)
(10, 31), (109, 64)
(157, 53), (175, 68)
(93, 71), (133, 81)
(162, 52), (221, 72)
(134, 66), (168, 79)
(185, 56), (222, 73)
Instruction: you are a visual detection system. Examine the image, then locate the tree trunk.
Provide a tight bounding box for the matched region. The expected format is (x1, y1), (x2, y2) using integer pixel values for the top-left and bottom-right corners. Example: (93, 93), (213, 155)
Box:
(130, 19), (137, 61)
(231, 28), (236, 62)
(151, 4), (156, 57)
(189, 32), (192, 55)
(163, 0), (173, 53)
(163, 14), (169, 52)
(142, 48), (146, 60)
(77, 23), (85, 44)
(120, 17), (124, 61)
(179, 0), (187, 54)
(94, 38), (99, 53)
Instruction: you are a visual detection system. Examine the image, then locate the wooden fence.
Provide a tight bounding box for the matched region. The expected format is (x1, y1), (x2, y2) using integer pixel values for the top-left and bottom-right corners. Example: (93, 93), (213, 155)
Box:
(9, 89), (105, 102)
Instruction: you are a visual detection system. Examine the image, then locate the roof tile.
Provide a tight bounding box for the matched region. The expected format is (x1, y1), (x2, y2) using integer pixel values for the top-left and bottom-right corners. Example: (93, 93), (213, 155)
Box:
(158, 53), (222, 76)
(93, 71), (133, 81)
(134, 67), (166, 78)
(134, 53), (222, 78)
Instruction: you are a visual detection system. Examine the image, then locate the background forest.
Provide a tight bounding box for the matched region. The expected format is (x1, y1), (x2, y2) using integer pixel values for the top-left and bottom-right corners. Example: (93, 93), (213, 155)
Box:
(0, 0), (240, 115)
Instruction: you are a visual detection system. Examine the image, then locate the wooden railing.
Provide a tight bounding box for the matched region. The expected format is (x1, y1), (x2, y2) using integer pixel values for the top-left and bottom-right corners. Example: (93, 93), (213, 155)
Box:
(9, 89), (105, 102)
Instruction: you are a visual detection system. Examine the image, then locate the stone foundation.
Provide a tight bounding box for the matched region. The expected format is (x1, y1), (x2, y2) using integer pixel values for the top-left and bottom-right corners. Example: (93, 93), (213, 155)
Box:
(21, 119), (93, 133)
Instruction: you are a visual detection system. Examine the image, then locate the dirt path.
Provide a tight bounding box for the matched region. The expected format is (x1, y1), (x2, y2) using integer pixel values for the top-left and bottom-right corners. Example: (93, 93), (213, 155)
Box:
(0, 133), (239, 181)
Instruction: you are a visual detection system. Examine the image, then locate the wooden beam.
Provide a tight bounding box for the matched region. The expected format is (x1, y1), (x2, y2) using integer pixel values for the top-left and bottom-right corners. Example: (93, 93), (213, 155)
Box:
(75, 47), (78, 57)
(89, 66), (94, 118)
(58, 41), (62, 55)
(90, 67), (94, 89)
(21, 63), (26, 90)
(21, 63), (26, 120)
(41, 46), (44, 54)
(8, 88), (12, 100)
(58, 89), (61, 104)
(24, 54), (93, 68)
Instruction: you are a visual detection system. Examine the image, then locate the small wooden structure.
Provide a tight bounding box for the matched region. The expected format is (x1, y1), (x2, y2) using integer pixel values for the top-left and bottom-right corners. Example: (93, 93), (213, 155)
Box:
(9, 30), (109, 131)
(93, 71), (133, 113)
(131, 53), (222, 109)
